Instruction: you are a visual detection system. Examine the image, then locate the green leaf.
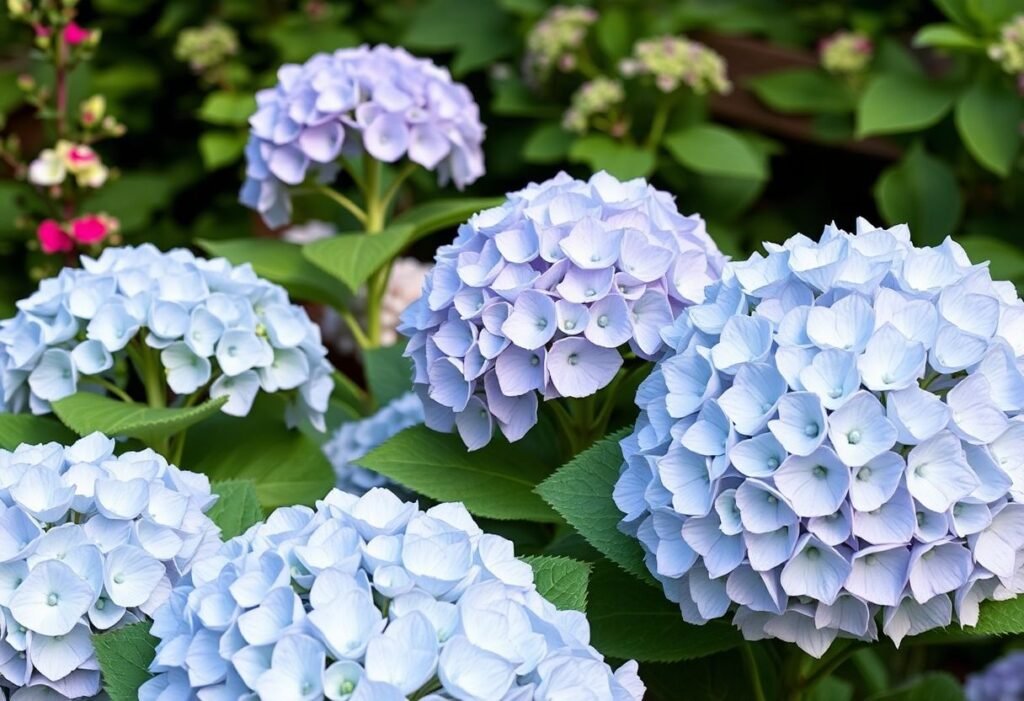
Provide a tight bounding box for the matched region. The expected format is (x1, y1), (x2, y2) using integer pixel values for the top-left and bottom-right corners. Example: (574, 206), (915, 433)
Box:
(569, 135), (657, 180)
(874, 144), (963, 245)
(747, 68), (855, 114)
(183, 396), (334, 510)
(403, 0), (517, 75)
(92, 622), (157, 701)
(865, 672), (964, 701)
(955, 80), (1022, 176)
(809, 678), (854, 701)
(491, 75), (561, 118)
(856, 73), (957, 137)
(595, 5), (632, 61)
(207, 480), (264, 539)
(86, 172), (175, 232)
(587, 563), (741, 662)
(198, 131), (247, 171)
(52, 393), (228, 447)
(362, 342), (412, 407)
(536, 429), (653, 583)
(523, 555), (591, 612)
(197, 92), (256, 126)
(958, 235), (1024, 285)
(362, 425), (562, 522)
(913, 23), (985, 51)
(393, 198), (503, 242)
(961, 594), (1024, 635)
(198, 238), (349, 309)
(935, 0), (975, 26)
(303, 225), (416, 294)
(522, 123), (573, 164)
(0, 414), (77, 450)
(664, 125), (768, 180)
(266, 12), (359, 62)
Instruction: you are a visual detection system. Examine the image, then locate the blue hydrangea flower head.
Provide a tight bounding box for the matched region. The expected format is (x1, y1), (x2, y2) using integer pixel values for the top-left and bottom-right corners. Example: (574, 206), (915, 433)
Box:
(141, 487), (645, 701)
(323, 391), (424, 494)
(240, 44), (486, 228)
(615, 219), (1024, 657)
(965, 651), (1024, 700)
(0, 432), (221, 699)
(399, 171), (726, 449)
(0, 244), (333, 430)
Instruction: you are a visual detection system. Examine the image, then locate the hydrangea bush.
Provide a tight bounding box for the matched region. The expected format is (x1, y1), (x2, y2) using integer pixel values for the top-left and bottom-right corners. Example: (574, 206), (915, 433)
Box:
(0, 244), (332, 430)
(0, 433), (221, 699)
(141, 487), (644, 701)
(615, 219), (1024, 656)
(400, 170), (725, 450)
(323, 391), (424, 494)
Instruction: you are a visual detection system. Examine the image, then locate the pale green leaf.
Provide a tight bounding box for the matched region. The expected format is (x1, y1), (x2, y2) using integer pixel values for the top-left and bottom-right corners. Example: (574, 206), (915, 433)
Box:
(207, 480), (264, 539)
(362, 342), (412, 408)
(522, 124), (573, 164)
(393, 198), (504, 242)
(913, 23), (985, 50)
(569, 135), (657, 180)
(856, 74), (957, 137)
(523, 555), (591, 612)
(198, 131), (247, 170)
(747, 68), (855, 114)
(0, 414), (76, 450)
(866, 672), (964, 701)
(664, 125), (768, 180)
(52, 393), (228, 446)
(874, 144), (963, 245)
(197, 92), (256, 126)
(303, 224), (416, 293)
(92, 622), (157, 701)
(955, 80), (1022, 176)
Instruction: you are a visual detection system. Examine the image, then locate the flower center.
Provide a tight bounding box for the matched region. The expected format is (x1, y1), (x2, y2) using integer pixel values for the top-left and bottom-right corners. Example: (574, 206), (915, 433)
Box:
(585, 288), (596, 297)
(113, 574), (125, 584)
(597, 315), (609, 328)
(567, 353), (579, 366)
(829, 387), (842, 399)
(811, 465), (827, 478)
(804, 422), (819, 437)
(805, 547), (820, 560)
(564, 321), (575, 330)
(46, 593), (59, 606)
(846, 429), (861, 445)
(766, 457), (779, 470)
(530, 354), (540, 367)
(857, 467), (872, 481)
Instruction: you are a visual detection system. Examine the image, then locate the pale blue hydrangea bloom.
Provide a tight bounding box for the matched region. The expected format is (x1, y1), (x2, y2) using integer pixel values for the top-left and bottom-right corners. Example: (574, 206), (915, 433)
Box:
(142, 488), (645, 701)
(615, 219), (1024, 657)
(400, 171), (726, 450)
(965, 651), (1024, 700)
(0, 433), (221, 699)
(322, 391), (424, 495)
(240, 44), (485, 228)
(0, 245), (333, 430)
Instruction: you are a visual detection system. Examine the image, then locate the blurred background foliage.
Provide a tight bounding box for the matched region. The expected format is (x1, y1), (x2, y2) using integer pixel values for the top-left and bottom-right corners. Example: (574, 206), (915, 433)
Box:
(2, 0), (1024, 307)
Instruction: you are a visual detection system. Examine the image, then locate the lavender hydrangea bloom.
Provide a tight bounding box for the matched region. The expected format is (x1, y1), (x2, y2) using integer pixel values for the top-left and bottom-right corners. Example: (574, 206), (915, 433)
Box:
(0, 245), (333, 430)
(141, 487), (645, 701)
(614, 219), (1024, 657)
(399, 171), (726, 450)
(240, 44), (485, 228)
(965, 651), (1024, 700)
(323, 391), (424, 495)
(0, 433), (221, 699)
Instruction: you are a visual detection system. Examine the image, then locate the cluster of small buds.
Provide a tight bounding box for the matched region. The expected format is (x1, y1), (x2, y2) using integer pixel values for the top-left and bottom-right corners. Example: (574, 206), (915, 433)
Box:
(0, 433), (221, 699)
(28, 140), (107, 189)
(989, 15), (1024, 85)
(563, 77), (625, 134)
(142, 487), (644, 701)
(0, 245), (333, 429)
(400, 171), (725, 450)
(36, 214), (120, 255)
(619, 36), (731, 95)
(523, 5), (598, 83)
(173, 22), (240, 83)
(241, 44), (485, 228)
(964, 651), (1024, 700)
(323, 391), (424, 495)
(615, 219), (1024, 657)
(819, 30), (874, 75)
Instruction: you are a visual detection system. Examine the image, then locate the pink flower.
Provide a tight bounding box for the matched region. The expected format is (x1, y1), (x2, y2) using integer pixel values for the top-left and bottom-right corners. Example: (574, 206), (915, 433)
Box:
(63, 22), (91, 46)
(70, 215), (110, 244)
(37, 220), (74, 254)
(66, 145), (97, 167)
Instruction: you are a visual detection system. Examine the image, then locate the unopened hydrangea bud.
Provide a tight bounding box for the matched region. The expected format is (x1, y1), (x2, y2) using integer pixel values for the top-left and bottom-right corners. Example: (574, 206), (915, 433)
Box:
(80, 94), (106, 126)
(989, 15), (1024, 76)
(173, 21), (239, 74)
(524, 5), (598, 82)
(620, 36), (731, 95)
(563, 76), (624, 134)
(16, 73), (34, 92)
(820, 30), (873, 75)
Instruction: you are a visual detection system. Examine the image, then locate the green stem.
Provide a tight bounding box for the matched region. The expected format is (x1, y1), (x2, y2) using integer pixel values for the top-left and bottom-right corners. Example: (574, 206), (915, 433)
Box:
(363, 158), (383, 233)
(645, 98), (673, 151)
(380, 161), (418, 215)
(742, 643), (768, 701)
(547, 400), (583, 458)
(168, 430), (187, 467)
(361, 158), (390, 347)
(88, 376), (133, 403)
(315, 183), (367, 225)
(795, 641), (861, 699)
(339, 308), (371, 350)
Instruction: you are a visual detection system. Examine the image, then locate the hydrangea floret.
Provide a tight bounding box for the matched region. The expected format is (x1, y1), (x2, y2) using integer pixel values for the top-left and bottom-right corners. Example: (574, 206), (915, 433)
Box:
(523, 5), (599, 82)
(619, 36), (731, 95)
(563, 77), (626, 135)
(964, 650), (1024, 700)
(323, 391), (424, 495)
(615, 219), (1024, 657)
(819, 30), (873, 75)
(174, 21), (240, 84)
(141, 487), (645, 701)
(0, 433), (221, 699)
(0, 245), (333, 430)
(240, 44), (485, 228)
(400, 171), (725, 450)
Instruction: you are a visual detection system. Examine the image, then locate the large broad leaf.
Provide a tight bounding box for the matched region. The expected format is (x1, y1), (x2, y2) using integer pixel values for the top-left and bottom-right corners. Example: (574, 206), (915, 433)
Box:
(52, 393), (227, 447)
(523, 555), (591, 612)
(403, 0), (517, 75)
(361, 425), (561, 522)
(522, 124), (573, 164)
(536, 429), (654, 584)
(747, 68), (855, 114)
(588, 563), (741, 662)
(569, 135), (657, 180)
(912, 23), (985, 51)
(303, 224), (416, 294)
(198, 238), (349, 308)
(197, 91), (256, 126)
(182, 396), (334, 510)
(958, 235), (1024, 286)
(92, 622), (157, 701)
(207, 480), (265, 539)
(874, 144), (963, 245)
(198, 131), (247, 170)
(664, 125), (768, 181)
(0, 414), (77, 450)
(955, 79), (1022, 176)
(393, 198), (505, 242)
(362, 342), (412, 407)
(856, 74), (958, 137)
(865, 672), (964, 701)
(959, 596), (1024, 636)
